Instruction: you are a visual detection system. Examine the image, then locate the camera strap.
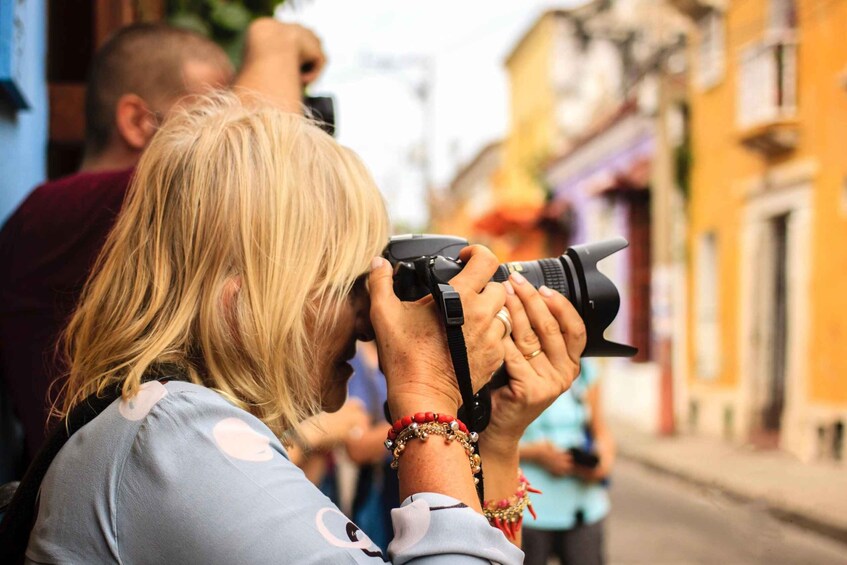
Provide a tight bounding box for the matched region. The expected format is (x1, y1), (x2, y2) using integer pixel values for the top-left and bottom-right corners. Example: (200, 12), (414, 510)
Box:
(431, 282), (484, 505)
(0, 364), (186, 563)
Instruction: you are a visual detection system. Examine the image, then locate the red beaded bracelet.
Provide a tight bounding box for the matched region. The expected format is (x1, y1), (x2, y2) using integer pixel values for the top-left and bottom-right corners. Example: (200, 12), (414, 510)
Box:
(386, 412), (470, 443)
(384, 413), (480, 479)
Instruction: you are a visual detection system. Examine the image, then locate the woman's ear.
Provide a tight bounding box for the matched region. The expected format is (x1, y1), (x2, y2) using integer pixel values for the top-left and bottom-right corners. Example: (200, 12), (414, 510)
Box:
(114, 93), (158, 151)
(222, 276), (243, 312)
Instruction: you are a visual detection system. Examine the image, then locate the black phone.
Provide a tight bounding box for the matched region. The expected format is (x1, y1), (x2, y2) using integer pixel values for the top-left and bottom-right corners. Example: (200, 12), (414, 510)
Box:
(568, 447), (600, 469)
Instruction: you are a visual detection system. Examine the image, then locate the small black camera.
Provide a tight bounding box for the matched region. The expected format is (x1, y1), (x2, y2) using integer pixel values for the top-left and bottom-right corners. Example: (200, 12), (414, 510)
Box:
(384, 234), (637, 358)
(304, 95), (335, 137)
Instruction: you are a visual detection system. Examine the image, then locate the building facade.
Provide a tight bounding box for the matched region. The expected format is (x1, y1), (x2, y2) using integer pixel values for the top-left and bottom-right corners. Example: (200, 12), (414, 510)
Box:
(429, 141), (503, 247)
(677, 0), (847, 461)
(542, 0), (690, 434)
(0, 0), (48, 225)
(475, 10), (573, 261)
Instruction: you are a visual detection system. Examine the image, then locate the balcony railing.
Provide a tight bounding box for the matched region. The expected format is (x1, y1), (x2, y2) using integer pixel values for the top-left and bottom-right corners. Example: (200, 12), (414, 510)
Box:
(737, 36), (797, 130)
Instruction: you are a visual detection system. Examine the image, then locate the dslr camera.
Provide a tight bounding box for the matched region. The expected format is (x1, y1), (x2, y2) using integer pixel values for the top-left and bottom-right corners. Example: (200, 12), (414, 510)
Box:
(383, 234), (637, 430)
(384, 234), (637, 357)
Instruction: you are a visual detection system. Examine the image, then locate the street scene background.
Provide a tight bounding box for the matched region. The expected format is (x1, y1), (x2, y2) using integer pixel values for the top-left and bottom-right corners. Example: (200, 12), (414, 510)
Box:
(2, 0), (847, 563)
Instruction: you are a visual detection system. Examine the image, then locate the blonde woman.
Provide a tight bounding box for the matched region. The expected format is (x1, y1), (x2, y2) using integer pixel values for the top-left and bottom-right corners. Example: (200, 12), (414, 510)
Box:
(25, 93), (586, 563)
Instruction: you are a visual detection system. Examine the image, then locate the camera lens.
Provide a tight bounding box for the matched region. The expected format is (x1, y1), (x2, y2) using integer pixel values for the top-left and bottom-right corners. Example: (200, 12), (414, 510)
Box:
(492, 257), (573, 300)
(491, 238), (637, 358)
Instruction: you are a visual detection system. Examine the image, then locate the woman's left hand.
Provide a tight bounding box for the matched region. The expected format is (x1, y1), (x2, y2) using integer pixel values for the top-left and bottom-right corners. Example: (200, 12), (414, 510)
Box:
(480, 273), (586, 453)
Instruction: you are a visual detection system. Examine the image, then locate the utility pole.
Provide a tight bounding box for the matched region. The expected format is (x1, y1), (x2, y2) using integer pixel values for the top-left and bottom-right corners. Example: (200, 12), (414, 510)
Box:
(360, 53), (436, 220)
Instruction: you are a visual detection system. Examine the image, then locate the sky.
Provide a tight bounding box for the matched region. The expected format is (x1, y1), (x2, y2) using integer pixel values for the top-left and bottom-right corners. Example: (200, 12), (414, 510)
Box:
(278, 0), (586, 229)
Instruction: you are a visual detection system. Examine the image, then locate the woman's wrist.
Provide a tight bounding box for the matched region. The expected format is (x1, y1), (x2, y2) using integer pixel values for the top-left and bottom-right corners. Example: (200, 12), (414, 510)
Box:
(478, 432), (521, 458)
(387, 385), (460, 421)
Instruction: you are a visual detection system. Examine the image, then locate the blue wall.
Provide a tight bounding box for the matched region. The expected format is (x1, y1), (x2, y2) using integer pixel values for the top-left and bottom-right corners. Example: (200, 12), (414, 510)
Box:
(0, 0), (47, 225)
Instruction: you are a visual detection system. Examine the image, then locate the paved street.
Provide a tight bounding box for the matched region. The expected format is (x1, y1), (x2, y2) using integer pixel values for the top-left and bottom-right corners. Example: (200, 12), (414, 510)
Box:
(606, 459), (847, 564)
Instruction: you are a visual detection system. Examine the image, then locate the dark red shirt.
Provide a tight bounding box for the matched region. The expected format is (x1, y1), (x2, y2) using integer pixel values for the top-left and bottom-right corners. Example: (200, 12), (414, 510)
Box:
(0, 168), (134, 463)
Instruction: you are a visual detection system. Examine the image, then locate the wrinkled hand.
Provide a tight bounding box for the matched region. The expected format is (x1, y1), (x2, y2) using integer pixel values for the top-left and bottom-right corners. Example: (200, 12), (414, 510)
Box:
(302, 399), (368, 450)
(481, 275), (586, 453)
(243, 19), (326, 87)
(368, 246), (507, 419)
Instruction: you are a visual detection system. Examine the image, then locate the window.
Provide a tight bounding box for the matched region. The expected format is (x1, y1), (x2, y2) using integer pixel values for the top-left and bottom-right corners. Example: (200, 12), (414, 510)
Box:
(696, 11), (725, 90)
(695, 232), (720, 380)
(737, 34), (797, 128)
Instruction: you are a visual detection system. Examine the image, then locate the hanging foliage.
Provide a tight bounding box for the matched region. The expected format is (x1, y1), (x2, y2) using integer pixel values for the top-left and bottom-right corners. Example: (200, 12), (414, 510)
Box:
(166, 0), (290, 64)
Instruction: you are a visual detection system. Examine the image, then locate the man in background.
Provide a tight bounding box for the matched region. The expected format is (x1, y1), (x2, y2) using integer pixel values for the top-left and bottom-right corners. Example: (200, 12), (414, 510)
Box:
(0, 19), (325, 469)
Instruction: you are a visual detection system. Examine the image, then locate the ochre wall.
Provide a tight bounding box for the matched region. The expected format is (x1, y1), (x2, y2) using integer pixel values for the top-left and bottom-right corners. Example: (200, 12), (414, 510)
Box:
(687, 0), (847, 406)
(803, 0), (847, 405)
(687, 0), (760, 390)
(502, 13), (556, 208)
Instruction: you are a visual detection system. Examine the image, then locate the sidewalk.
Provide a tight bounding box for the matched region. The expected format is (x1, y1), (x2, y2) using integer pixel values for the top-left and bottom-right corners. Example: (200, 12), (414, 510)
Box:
(609, 419), (847, 546)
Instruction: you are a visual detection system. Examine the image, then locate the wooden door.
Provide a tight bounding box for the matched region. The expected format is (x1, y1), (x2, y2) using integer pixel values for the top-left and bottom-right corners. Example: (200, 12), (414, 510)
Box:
(47, 0), (164, 179)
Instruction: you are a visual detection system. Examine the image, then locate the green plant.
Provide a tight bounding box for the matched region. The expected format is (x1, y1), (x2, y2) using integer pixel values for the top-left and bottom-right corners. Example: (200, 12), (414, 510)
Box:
(674, 103), (692, 201)
(167, 0), (290, 64)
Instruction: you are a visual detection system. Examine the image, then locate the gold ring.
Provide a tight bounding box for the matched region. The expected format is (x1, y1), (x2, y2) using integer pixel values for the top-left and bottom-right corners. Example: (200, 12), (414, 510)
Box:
(495, 308), (512, 339)
(524, 349), (543, 360)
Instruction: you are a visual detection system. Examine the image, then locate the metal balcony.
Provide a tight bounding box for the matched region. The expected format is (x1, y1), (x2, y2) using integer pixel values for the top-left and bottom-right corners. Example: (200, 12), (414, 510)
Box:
(737, 35), (799, 155)
(667, 0), (726, 20)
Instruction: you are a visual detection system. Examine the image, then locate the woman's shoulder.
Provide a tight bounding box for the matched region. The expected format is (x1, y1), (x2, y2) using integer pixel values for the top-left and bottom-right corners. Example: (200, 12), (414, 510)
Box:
(120, 380), (289, 463)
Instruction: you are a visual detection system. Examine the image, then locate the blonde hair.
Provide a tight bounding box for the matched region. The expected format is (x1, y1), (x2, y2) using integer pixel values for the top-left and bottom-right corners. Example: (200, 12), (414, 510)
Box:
(59, 91), (389, 435)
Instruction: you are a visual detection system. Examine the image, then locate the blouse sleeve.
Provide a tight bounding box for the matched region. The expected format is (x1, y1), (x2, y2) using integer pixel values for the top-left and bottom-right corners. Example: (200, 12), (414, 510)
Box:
(116, 385), (523, 564)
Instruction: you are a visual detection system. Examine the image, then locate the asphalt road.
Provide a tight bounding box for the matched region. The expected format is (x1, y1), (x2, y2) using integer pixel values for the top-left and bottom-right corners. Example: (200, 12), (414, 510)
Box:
(605, 459), (847, 564)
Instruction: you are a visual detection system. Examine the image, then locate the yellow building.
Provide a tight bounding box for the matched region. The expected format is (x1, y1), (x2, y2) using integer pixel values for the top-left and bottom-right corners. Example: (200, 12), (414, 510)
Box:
(478, 10), (575, 261)
(429, 141), (504, 251)
(679, 0), (847, 461)
(502, 11), (566, 208)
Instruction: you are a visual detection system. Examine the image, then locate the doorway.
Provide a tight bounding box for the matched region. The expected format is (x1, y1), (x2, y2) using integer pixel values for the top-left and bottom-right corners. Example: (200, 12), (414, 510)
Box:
(763, 213), (788, 433)
(749, 213), (790, 448)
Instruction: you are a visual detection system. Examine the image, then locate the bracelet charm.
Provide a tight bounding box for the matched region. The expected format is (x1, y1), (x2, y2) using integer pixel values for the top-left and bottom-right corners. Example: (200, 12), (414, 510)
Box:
(482, 469), (541, 540)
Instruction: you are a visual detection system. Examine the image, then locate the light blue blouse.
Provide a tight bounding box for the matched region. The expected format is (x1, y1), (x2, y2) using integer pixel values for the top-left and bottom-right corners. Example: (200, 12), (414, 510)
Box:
(520, 362), (610, 530)
(26, 381), (523, 564)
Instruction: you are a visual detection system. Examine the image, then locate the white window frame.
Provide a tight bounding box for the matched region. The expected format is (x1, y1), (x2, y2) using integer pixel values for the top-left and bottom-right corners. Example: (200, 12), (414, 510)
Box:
(696, 10), (726, 90)
(695, 232), (721, 380)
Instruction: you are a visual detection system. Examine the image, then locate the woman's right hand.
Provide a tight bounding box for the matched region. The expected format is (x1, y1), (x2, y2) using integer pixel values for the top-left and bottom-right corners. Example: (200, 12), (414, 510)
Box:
(481, 275), (586, 454)
(368, 246), (507, 420)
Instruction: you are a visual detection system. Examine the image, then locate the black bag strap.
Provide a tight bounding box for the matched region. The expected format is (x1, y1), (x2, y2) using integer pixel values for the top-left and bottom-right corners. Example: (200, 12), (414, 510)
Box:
(0, 384), (121, 562)
(0, 365), (185, 563)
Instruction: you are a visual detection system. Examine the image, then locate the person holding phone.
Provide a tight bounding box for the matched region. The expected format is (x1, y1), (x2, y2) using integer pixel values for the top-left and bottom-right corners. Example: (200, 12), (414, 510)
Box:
(518, 360), (616, 565)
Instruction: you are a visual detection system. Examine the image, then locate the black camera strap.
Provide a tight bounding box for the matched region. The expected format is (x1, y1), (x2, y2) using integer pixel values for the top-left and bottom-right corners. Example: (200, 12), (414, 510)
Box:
(430, 281), (484, 505)
(0, 366), (185, 563)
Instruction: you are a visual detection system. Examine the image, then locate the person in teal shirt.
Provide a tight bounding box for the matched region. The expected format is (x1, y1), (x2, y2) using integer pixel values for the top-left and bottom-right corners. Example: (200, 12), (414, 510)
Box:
(519, 360), (616, 565)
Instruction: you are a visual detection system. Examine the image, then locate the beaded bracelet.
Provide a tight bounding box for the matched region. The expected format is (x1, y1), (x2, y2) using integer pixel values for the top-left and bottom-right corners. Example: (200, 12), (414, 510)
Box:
(482, 469), (541, 540)
(384, 413), (480, 481)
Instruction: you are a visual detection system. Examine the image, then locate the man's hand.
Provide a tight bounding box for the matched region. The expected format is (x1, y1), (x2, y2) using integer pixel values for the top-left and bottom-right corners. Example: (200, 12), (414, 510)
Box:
(236, 19), (327, 112)
(297, 400), (368, 452)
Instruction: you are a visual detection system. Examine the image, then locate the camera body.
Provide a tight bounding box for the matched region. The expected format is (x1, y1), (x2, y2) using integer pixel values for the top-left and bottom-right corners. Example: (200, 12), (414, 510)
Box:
(304, 95), (335, 136)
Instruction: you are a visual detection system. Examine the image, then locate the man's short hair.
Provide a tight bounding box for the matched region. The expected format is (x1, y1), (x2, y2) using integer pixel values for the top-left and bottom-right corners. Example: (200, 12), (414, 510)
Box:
(84, 23), (233, 155)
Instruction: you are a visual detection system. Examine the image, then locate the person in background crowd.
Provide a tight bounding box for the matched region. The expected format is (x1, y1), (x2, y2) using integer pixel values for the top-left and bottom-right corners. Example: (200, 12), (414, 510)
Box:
(0, 19), (324, 467)
(25, 91), (586, 562)
(343, 342), (398, 553)
(285, 394), (368, 494)
(519, 359), (616, 565)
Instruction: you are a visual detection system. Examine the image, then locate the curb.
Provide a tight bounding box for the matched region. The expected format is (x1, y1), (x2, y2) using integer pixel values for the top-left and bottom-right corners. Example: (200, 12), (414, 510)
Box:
(617, 448), (847, 547)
